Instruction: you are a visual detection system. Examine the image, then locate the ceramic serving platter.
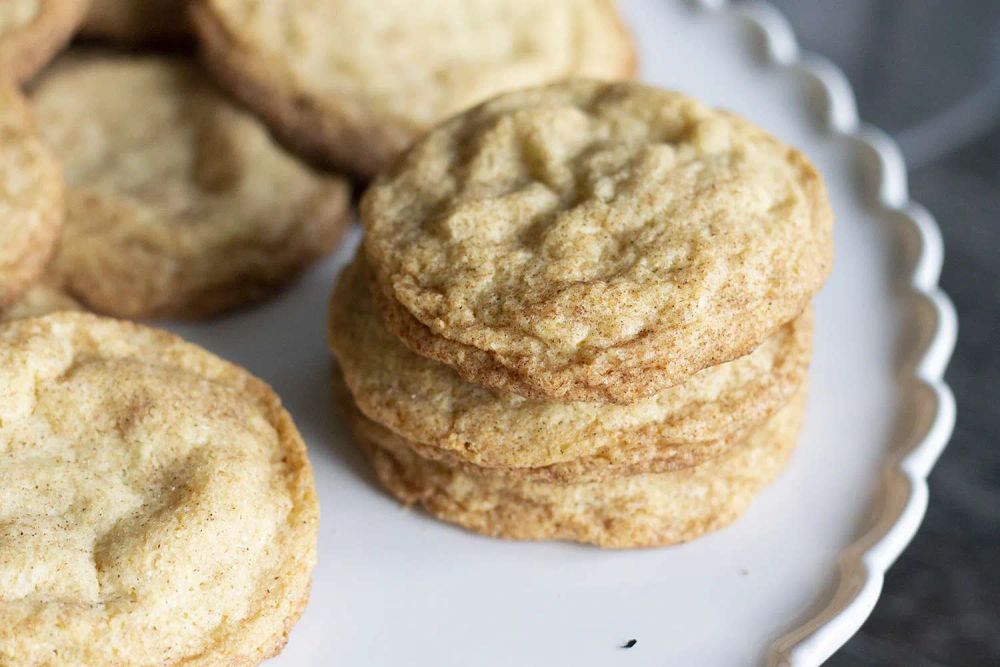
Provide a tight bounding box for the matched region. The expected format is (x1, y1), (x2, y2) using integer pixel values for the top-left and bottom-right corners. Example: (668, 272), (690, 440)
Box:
(169, 1), (957, 664)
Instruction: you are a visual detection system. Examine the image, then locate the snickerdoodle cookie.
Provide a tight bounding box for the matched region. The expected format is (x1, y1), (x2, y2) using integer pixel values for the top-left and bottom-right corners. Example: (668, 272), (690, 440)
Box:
(33, 55), (352, 319)
(0, 0), (88, 83)
(0, 313), (319, 665)
(0, 281), (80, 321)
(355, 388), (806, 548)
(82, 0), (189, 43)
(190, 0), (636, 177)
(0, 81), (62, 308)
(329, 257), (812, 481)
(363, 80), (833, 403)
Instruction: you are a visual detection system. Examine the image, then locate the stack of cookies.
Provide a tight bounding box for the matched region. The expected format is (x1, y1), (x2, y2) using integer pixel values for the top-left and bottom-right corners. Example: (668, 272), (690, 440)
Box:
(330, 80), (833, 548)
(1, 52), (354, 322)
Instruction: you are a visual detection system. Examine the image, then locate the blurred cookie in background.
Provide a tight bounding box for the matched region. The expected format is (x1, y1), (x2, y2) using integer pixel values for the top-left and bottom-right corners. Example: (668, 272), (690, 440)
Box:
(351, 385), (807, 548)
(0, 313), (319, 665)
(0, 281), (81, 322)
(0, 82), (62, 307)
(0, 0), (88, 83)
(191, 0), (636, 178)
(32, 54), (352, 320)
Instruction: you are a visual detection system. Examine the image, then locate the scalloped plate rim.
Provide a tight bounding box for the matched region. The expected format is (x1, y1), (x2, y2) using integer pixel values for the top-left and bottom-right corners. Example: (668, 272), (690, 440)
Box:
(692, 1), (959, 664)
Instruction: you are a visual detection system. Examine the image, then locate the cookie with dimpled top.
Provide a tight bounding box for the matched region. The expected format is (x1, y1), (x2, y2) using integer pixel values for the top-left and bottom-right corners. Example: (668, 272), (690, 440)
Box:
(81, 0), (190, 43)
(0, 312), (318, 665)
(351, 387), (807, 548)
(362, 79), (833, 404)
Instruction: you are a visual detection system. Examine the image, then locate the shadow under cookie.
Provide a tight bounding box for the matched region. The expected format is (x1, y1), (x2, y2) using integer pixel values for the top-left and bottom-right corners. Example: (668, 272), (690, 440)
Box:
(0, 0), (89, 84)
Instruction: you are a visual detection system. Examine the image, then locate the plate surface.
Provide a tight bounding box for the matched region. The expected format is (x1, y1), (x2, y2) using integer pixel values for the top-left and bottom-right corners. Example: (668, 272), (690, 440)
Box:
(169, 2), (955, 665)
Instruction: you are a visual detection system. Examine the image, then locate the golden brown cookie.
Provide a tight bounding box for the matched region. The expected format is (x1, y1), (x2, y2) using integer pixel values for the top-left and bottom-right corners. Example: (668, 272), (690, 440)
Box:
(329, 256), (813, 481)
(0, 0), (88, 83)
(190, 0), (636, 177)
(362, 80), (833, 404)
(333, 372), (736, 485)
(355, 389), (807, 548)
(0, 81), (62, 308)
(33, 55), (352, 319)
(82, 0), (190, 43)
(0, 313), (319, 665)
(0, 281), (80, 321)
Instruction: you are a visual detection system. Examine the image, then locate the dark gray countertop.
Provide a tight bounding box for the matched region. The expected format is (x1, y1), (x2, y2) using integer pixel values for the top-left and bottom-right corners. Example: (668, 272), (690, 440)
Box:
(743, 1), (1000, 664)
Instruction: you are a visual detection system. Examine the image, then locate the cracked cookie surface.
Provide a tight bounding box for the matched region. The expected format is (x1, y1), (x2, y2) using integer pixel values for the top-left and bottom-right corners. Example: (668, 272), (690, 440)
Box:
(0, 82), (62, 308)
(363, 80), (833, 403)
(329, 257), (812, 481)
(0, 313), (318, 665)
(33, 55), (352, 319)
(191, 0), (636, 177)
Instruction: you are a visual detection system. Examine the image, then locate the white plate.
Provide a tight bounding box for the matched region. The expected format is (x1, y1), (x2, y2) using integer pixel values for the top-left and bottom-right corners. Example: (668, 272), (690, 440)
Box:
(170, 2), (957, 665)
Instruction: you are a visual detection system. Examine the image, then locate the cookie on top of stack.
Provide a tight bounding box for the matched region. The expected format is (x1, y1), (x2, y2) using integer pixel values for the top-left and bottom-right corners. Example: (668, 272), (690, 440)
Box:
(330, 80), (833, 548)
